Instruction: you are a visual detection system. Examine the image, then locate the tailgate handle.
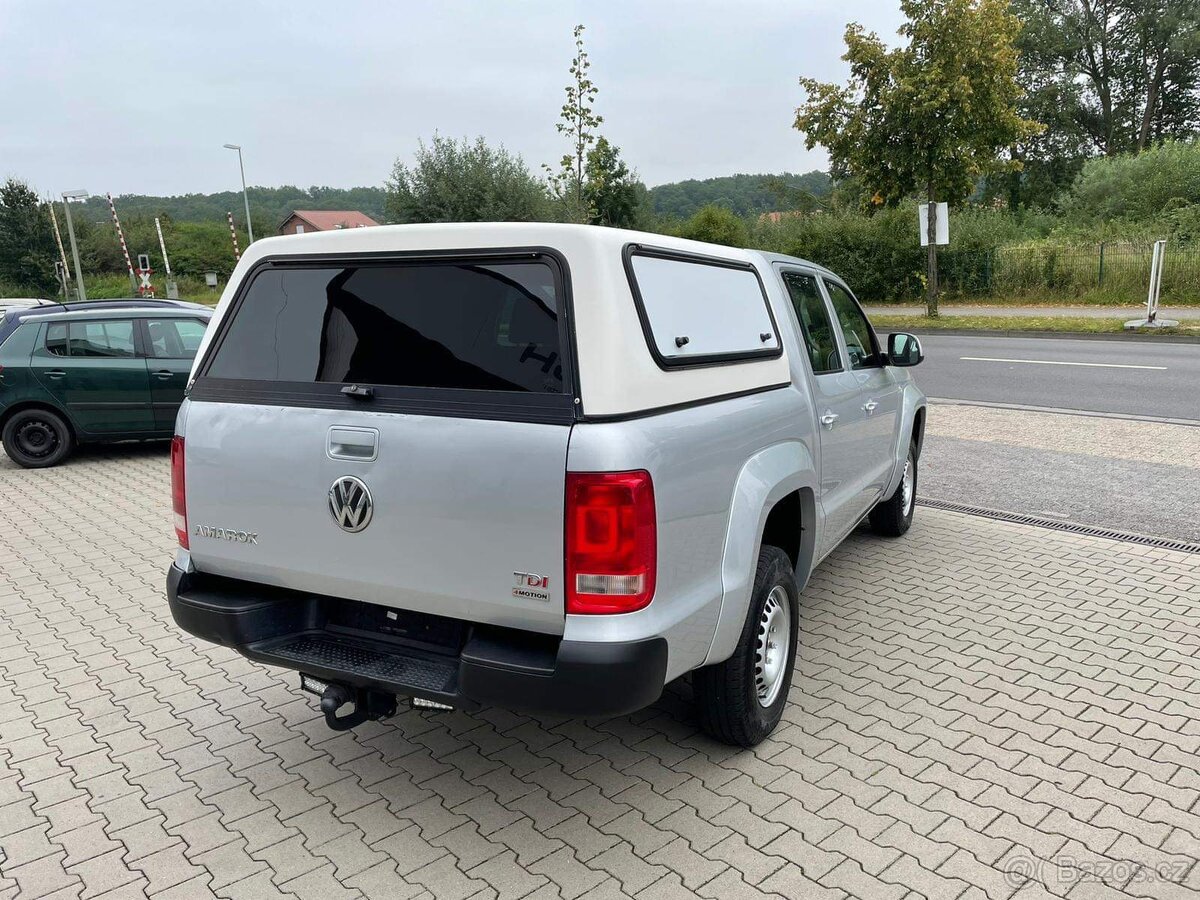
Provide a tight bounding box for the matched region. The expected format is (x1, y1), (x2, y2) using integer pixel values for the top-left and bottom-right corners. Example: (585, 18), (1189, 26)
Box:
(328, 426), (379, 462)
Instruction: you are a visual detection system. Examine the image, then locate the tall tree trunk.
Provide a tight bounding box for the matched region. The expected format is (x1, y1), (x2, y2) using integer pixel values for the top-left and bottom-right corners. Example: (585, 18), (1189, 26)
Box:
(1137, 57), (1166, 152)
(926, 182), (939, 318)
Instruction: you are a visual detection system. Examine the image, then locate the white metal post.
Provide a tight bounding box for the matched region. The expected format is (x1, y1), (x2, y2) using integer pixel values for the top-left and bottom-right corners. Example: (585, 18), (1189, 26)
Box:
(1146, 239), (1166, 323)
(224, 143), (254, 243)
(60, 191), (88, 301)
(1125, 239), (1177, 330)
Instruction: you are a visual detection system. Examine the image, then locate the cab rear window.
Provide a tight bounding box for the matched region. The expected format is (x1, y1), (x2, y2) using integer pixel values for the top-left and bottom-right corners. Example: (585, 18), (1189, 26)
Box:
(204, 260), (565, 394)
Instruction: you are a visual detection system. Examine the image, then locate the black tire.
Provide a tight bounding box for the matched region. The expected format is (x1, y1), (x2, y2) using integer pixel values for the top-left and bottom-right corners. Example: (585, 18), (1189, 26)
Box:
(694, 545), (799, 747)
(1, 408), (75, 469)
(869, 439), (917, 537)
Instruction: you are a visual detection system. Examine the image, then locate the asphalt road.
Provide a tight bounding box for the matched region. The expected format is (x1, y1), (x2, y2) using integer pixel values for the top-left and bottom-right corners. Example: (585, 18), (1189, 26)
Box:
(910, 333), (1200, 421)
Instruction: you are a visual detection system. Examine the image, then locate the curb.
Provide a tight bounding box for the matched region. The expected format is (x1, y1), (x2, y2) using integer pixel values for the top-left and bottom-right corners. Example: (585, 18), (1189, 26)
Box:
(928, 397), (1200, 428)
(897, 327), (1200, 344)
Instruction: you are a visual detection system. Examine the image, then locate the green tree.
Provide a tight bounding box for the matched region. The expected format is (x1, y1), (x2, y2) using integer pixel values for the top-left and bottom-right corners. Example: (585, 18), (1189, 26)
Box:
(794, 0), (1041, 315)
(1062, 138), (1200, 222)
(546, 25), (603, 220)
(988, 0), (1092, 209)
(676, 205), (749, 247)
(386, 135), (549, 223)
(1013, 1), (1200, 158)
(583, 137), (644, 228)
(0, 179), (58, 294)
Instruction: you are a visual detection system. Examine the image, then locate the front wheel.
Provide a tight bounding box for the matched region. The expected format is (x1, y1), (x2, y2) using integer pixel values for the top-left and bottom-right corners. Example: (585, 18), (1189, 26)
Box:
(869, 439), (917, 537)
(694, 545), (798, 747)
(2, 408), (75, 469)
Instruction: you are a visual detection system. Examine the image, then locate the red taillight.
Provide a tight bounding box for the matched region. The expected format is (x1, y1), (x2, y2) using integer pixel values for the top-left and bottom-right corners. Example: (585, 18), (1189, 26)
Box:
(566, 470), (656, 614)
(171, 436), (188, 549)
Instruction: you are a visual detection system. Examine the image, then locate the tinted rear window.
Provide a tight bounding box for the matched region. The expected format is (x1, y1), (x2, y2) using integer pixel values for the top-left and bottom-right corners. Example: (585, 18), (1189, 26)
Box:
(205, 261), (564, 393)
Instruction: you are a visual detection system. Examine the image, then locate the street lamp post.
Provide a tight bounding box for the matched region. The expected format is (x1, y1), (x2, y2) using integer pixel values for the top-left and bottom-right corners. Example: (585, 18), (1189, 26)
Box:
(223, 143), (254, 243)
(61, 190), (89, 301)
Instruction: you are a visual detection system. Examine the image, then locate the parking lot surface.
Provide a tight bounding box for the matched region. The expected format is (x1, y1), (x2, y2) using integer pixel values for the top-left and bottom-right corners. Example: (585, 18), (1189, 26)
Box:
(2, 445), (1200, 899)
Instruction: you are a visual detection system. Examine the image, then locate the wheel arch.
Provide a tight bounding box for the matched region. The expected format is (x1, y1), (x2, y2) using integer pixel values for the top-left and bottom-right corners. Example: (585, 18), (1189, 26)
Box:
(703, 441), (818, 667)
(883, 390), (927, 498)
(0, 399), (79, 442)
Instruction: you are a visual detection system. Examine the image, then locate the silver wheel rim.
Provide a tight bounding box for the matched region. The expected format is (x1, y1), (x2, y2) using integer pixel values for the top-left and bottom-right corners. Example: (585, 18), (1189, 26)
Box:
(755, 586), (791, 708)
(900, 453), (915, 516)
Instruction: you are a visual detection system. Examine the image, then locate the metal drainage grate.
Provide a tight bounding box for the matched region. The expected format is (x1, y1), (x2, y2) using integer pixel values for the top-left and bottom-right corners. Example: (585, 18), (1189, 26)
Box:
(917, 498), (1200, 555)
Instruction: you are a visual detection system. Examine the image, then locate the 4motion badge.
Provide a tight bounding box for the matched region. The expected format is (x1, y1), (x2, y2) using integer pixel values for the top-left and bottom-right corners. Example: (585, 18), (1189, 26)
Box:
(513, 571), (550, 602)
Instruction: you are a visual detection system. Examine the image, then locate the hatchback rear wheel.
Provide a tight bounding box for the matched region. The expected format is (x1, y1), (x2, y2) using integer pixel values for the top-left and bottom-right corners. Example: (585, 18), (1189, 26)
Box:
(2, 408), (74, 468)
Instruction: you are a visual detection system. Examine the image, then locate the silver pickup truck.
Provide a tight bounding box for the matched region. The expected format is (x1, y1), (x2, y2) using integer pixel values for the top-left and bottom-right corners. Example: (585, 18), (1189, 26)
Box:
(166, 223), (925, 746)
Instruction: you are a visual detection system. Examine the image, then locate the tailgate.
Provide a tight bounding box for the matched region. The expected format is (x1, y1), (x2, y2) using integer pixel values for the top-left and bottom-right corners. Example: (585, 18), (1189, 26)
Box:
(183, 402), (569, 634)
(181, 251), (576, 636)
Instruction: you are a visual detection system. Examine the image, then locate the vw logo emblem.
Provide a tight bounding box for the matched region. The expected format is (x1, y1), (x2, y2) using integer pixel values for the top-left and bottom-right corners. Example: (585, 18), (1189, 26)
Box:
(328, 476), (373, 533)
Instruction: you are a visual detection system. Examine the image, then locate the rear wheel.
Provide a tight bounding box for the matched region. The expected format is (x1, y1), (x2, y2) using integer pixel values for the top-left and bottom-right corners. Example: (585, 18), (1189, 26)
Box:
(869, 439), (917, 537)
(694, 545), (798, 747)
(2, 408), (75, 468)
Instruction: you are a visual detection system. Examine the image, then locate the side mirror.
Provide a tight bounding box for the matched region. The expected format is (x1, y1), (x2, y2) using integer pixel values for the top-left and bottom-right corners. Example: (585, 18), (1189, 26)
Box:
(887, 332), (923, 367)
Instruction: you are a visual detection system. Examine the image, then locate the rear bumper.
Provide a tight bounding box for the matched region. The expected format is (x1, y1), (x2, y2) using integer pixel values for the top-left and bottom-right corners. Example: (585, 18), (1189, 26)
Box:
(166, 565), (667, 718)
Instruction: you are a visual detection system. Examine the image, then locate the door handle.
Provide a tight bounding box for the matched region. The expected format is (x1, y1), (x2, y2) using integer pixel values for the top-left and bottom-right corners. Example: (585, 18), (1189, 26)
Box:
(820, 411), (839, 429)
(45, 370), (66, 379)
(153, 370), (174, 379)
(862, 399), (878, 414)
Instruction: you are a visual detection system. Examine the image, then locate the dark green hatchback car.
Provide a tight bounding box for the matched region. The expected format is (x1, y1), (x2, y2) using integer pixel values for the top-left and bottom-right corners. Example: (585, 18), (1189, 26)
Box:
(0, 302), (212, 467)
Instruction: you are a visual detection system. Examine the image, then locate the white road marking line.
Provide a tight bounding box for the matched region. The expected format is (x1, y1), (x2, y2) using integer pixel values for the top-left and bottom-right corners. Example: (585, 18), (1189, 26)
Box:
(959, 356), (1167, 370)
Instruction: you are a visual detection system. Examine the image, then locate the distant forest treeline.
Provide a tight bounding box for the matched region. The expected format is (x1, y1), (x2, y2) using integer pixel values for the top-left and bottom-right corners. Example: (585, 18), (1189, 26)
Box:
(648, 171), (833, 219)
(69, 186), (390, 235)
(68, 172), (834, 232)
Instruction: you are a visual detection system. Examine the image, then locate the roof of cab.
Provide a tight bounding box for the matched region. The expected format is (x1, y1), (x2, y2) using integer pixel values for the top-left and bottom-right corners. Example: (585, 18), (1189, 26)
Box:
(754, 250), (839, 280)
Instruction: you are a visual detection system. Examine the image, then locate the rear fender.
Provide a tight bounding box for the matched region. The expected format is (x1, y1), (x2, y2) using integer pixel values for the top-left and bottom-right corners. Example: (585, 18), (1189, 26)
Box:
(703, 441), (817, 667)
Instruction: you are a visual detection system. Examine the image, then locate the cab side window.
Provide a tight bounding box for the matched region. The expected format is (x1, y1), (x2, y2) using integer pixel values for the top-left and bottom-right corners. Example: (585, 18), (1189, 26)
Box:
(823, 280), (880, 370)
(782, 272), (841, 374)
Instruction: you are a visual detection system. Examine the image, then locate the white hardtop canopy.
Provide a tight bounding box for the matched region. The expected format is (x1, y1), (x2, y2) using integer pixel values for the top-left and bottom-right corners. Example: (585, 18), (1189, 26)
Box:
(195, 222), (791, 417)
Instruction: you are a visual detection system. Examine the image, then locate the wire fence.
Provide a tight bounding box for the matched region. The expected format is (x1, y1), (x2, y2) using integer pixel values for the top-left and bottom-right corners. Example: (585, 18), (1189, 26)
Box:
(938, 243), (1200, 303)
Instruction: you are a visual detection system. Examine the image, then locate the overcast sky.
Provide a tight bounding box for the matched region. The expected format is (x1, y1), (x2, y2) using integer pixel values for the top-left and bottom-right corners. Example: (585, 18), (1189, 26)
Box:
(2, 1), (905, 197)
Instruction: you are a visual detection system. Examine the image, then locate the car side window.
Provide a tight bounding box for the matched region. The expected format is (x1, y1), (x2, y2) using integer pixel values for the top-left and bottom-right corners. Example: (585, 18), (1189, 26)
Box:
(147, 318), (207, 359)
(62, 320), (137, 358)
(45, 323), (69, 356)
(823, 280), (880, 370)
(782, 272), (842, 374)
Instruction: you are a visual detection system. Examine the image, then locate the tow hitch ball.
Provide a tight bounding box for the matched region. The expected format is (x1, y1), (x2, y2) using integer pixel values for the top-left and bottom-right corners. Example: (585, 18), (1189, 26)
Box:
(300, 676), (397, 731)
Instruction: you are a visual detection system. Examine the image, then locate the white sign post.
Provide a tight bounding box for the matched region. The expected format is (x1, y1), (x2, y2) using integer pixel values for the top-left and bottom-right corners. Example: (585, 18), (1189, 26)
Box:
(918, 202), (949, 246)
(1124, 240), (1178, 330)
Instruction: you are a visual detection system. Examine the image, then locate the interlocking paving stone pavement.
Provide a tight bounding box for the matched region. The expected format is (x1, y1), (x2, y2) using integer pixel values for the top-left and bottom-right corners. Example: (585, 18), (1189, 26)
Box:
(2, 444), (1200, 899)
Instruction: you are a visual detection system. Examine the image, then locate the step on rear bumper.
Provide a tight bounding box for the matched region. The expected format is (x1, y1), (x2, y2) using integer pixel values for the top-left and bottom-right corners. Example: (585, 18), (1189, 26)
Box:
(166, 565), (667, 718)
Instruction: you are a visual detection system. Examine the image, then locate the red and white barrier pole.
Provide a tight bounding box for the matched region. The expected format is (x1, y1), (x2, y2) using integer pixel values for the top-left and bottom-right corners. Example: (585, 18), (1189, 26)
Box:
(106, 193), (139, 295)
(227, 212), (241, 262)
(47, 199), (71, 295)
